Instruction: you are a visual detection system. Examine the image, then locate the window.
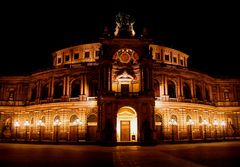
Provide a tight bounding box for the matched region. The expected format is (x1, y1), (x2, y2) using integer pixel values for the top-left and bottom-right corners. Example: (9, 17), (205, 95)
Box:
(31, 86), (37, 101)
(205, 88), (210, 102)
(40, 84), (49, 100)
(74, 53), (79, 59)
(54, 81), (63, 99)
(224, 90), (229, 101)
(65, 55), (70, 62)
(58, 58), (62, 64)
(155, 53), (160, 60)
(95, 51), (100, 58)
(85, 52), (90, 58)
(168, 80), (176, 98)
(183, 82), (191, 99)
(165, 55), (169, 61)
(173, 57), (177, 63)
(71, 80), (80, 97)
(180, 60), (183, 65)
(196, 85), (203, 101)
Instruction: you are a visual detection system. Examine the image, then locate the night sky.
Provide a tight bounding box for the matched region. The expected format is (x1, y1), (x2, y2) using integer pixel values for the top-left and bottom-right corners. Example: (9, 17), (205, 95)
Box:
(0, 1), (239, 77)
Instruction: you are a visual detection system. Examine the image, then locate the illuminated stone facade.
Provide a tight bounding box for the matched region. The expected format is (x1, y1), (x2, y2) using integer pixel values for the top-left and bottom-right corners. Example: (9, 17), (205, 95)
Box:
(1, 14), (240, 145)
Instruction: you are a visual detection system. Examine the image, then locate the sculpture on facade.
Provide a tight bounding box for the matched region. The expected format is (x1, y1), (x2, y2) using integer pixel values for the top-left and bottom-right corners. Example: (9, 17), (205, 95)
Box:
(114, 12), (135, 37)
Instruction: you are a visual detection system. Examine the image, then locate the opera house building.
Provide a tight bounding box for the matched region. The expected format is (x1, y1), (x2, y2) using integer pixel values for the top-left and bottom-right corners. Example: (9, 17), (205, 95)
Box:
(0, 13), (240, 145)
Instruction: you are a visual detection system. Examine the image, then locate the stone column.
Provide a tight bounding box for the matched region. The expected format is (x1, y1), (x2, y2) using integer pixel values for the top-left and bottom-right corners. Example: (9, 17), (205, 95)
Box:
(82, 74), (85, 95)
(80, 74), (84, 95)
(48, 80), (51, 97)
(177, 76), (181, 97)
(63, 76), (66, 96)
(160, 75), (164, 96)
(27, 83), (33, 101)
(170, 51), (172, 63)
(51, 77), (54, 97)
(185, 57), (188, 67)
(191, 79), (195, 98)
(140, 65), (144, 92)
(164, 75), (168, 95)
(37, 80), (41, 99)
(108, 66), (111, 92)
(66, 76), (70, 96)
(103, 65), (107, 91)
(180, 77), (184, 97)
(177, 76), (184, 101)
(84, 74), (88, 96)
(202, 82), (206, 100)
(216, 84), (220, 101)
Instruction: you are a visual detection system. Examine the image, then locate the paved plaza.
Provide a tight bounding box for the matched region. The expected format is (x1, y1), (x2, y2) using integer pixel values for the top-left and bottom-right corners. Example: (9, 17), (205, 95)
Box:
(0, 141), (240, 167)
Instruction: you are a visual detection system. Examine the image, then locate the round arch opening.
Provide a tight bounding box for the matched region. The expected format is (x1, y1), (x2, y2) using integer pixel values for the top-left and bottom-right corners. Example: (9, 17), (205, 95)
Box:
(117, 106), (137, 142)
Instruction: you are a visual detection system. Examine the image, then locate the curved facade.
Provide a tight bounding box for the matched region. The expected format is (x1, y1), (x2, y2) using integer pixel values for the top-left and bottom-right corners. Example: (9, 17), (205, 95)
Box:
(1, 15), (240, 145)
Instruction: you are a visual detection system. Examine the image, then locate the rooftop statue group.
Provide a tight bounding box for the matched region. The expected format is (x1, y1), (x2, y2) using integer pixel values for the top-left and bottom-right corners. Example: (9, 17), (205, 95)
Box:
(114, 12), (135, 37)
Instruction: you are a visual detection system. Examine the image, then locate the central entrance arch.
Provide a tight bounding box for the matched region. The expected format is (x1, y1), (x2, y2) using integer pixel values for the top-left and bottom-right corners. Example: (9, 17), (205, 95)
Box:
(117, 106), (137, 142)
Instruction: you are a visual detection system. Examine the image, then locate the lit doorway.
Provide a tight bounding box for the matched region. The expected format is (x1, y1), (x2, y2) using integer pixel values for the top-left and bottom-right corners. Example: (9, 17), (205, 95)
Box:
(117, 106), (137, 142)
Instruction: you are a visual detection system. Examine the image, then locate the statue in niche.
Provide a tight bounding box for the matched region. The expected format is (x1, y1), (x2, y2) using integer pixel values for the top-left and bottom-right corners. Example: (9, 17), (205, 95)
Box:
(8, 92), (14, 101)
(8, 91), (14, 105)
(114, 12), (135, 37)
(3, 119), (12, 138)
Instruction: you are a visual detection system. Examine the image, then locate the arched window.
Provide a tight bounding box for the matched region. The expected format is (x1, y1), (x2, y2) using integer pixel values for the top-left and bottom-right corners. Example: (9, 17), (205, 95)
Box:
(186, 115), (191, 122)
(31, 85), (37, 101)
(70, 115), (79, 123)
(41, 83), (49, 100)
(168, 81), (176, 98)
(54, 115), (60, 122)
(41, 116), (46, 123)
(205, 87), (210, 102)
(54, 80), (63, 99)
(155, 114), (162, 123)
(196, 85), (203, 101)
(183, 82), (191, 99)
(71, 80), (80, 97)
(171, 115), (177, 122)
(4, 118), (12, 131)
(87, 114), (97, 122)
(153, 79), (160, 97)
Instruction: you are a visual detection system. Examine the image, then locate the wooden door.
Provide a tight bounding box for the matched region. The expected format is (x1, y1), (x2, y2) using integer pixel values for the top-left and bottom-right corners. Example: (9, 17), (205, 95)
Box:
(121, 121), (130, 141)
(70, 126), (77, 142)
(87, 126), (97, 141)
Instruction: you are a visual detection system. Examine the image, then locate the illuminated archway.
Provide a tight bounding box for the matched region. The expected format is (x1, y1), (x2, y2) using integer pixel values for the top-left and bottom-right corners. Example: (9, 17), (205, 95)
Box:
(117, 106), (137, 142)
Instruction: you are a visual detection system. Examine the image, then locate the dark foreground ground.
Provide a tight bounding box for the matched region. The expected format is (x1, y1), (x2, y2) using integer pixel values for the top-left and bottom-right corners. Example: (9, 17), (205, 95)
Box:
(0, 141), (240, 167)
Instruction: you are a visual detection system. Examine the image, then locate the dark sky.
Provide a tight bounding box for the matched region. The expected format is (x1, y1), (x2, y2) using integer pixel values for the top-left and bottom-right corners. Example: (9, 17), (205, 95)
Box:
(0, 1), (239, 77)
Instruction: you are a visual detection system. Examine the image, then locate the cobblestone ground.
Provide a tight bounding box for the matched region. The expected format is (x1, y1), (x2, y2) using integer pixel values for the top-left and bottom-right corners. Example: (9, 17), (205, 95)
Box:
(0, 141), (240, 167)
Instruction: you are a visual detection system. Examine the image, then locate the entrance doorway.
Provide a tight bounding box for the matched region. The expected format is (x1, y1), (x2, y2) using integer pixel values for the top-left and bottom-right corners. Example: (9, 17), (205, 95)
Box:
(86, 114), (97, 141)
(120, 121), (130, 141)
(117, 106), (137, 142)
